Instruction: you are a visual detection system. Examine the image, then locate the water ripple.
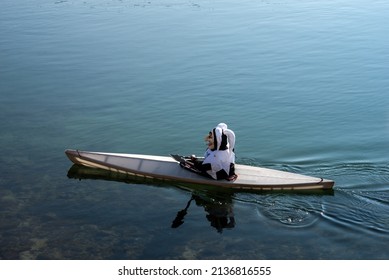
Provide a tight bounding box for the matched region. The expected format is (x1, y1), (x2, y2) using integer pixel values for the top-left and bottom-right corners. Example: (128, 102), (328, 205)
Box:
(240, 158), (389, 191)
(328, 162), (389, 190)
(234, 161), (389, 235)
(237, 193), (323, 228)
(321, 189), (389, 236)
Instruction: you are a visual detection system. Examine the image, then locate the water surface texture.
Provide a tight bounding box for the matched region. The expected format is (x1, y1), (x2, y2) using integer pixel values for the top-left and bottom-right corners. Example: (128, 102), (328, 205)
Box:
(1, 0), (388, 259)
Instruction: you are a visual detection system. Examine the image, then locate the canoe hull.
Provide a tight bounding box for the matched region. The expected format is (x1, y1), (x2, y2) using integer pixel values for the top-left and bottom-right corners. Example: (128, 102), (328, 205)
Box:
(65, 149), (334, 191)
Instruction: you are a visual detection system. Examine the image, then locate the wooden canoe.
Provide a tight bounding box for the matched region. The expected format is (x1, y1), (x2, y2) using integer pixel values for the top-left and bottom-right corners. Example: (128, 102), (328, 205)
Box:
(65, 149), (334, 191)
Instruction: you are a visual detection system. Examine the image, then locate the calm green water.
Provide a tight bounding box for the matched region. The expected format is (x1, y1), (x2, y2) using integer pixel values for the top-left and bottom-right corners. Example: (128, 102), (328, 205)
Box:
(1, 0), (388, 259)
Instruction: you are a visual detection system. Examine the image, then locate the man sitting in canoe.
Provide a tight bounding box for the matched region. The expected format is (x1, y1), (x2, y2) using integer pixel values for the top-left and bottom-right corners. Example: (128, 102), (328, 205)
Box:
(190, 123), (237, 181)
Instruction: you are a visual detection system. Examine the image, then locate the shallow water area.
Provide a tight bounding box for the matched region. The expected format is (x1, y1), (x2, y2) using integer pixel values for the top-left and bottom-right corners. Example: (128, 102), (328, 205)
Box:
(1, 0), (389, 259)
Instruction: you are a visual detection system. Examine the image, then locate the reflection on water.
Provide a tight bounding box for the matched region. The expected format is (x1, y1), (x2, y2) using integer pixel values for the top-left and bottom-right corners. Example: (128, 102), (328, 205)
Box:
(66, 163), (389, 260)
(68, 164), (237, 233)
(172, 194), (235, 233)
(68, 164), (334, 233)
(194, 195), (235, 233)
(1, 160), (388, 260)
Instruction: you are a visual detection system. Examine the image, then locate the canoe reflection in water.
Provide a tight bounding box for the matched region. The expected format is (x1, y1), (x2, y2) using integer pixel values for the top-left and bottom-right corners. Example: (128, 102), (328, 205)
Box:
(67, 164), (236, 233)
